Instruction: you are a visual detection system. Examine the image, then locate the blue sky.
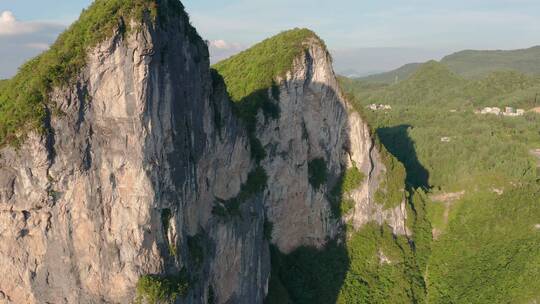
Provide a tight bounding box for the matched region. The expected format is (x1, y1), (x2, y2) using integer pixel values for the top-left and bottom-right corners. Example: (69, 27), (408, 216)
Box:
(1, 0), (540, 78)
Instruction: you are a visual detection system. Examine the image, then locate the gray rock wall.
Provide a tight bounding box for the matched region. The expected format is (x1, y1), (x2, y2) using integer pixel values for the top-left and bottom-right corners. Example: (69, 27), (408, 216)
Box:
(0, 9), (407, 304)
(258, 38), (408, 254)
(0, 14), (267, 304)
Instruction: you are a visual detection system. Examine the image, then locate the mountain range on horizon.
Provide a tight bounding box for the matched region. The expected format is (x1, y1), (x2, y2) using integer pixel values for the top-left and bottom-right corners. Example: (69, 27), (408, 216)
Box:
(352, 45), (540, 83)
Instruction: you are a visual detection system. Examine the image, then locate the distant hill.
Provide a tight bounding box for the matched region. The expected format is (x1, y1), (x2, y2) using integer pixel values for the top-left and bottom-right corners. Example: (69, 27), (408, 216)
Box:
(361, 61), (466, 105)
(357, 62), (422, 84)
(337, 68), (384, 78)
(441, 46), (540, 78)
(357, 46), (540, 84)
(341, 60), (540, 109)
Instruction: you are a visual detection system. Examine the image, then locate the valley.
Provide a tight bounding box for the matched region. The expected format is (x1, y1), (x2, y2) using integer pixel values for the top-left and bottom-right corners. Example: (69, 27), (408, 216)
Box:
(340, 60), (540, 303)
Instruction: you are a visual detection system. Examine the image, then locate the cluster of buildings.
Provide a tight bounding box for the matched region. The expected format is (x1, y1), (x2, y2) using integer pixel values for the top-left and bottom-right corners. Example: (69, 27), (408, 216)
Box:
(477, 106), (525, 117)
(367, 104), (392, 111)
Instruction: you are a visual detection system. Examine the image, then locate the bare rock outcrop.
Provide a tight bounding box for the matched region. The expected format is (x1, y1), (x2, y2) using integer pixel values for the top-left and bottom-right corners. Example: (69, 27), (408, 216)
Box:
(0, 6), (267, 304)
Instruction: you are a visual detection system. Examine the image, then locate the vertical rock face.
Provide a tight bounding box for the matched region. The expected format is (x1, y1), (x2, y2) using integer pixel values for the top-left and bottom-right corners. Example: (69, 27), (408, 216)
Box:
(0, 7), (268, 304)
(0, 3), (408, 304)
(257, 38), (408, 253)
(255, 39), (341, 253)
(346, 112), (410, 236)
(256, 39), (346, 253)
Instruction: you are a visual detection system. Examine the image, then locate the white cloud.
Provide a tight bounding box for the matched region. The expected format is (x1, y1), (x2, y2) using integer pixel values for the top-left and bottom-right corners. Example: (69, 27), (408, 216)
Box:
(207, 39), (246, 64)
(0, 10), (63, 36)
(210, 39), (228, 49)
(209, 39), (243, 50)
(0, 11), (65, 78)
(0, 11), (15, 23)
(0, 11), (36, 36)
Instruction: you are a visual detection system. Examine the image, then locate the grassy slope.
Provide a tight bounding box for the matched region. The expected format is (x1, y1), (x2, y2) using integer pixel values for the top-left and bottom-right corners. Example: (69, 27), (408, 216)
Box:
(0, 0), (195, 147)
(341, 61), (540, 303)
(357, 45), (540, 84)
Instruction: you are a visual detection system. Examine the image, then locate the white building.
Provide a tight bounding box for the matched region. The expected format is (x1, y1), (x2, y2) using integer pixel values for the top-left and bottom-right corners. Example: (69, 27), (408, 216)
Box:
(502, 107), (525, 117)
(479, 106), (524, 117)
(480, 107), (501, 115)
(367, 104), (392, 111)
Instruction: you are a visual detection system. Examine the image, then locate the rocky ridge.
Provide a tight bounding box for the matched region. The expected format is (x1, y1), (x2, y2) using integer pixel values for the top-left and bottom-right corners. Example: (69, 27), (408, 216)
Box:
(0, 1), (408, 303)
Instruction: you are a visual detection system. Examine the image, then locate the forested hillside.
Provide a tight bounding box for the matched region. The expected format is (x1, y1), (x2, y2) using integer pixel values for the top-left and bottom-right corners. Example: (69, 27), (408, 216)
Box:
(356, 45), (540, 84)
(340, 62), (540, 303)
(441, 46), (540, 78)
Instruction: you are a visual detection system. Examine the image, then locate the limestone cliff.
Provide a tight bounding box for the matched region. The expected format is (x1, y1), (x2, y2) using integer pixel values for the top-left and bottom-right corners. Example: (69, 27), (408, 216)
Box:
(0, 1), (408, 304)
(252, 36), (409, 253)
(0, 2), (267, 303)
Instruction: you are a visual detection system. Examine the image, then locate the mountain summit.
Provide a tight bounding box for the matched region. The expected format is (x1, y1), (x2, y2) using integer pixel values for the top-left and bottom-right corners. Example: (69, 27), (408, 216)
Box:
(0, 0), (198, 147)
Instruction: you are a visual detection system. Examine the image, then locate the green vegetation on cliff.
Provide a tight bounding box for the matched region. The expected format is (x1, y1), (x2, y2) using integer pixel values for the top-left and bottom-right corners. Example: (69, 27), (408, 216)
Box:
(213, 28), (323, 106)
(213, 29), (325, 161)
(257, 29), (425, 303)
(0, 80), (7, 91)
(329, 164), (364, 218)
(135, 272), (189, 304)
(308, 158), (328, 190)
(212, 166), (268, 218)
(211, 29), (324, 220)
(0, 0), (197, 147)
(375, 142), (407, 208)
